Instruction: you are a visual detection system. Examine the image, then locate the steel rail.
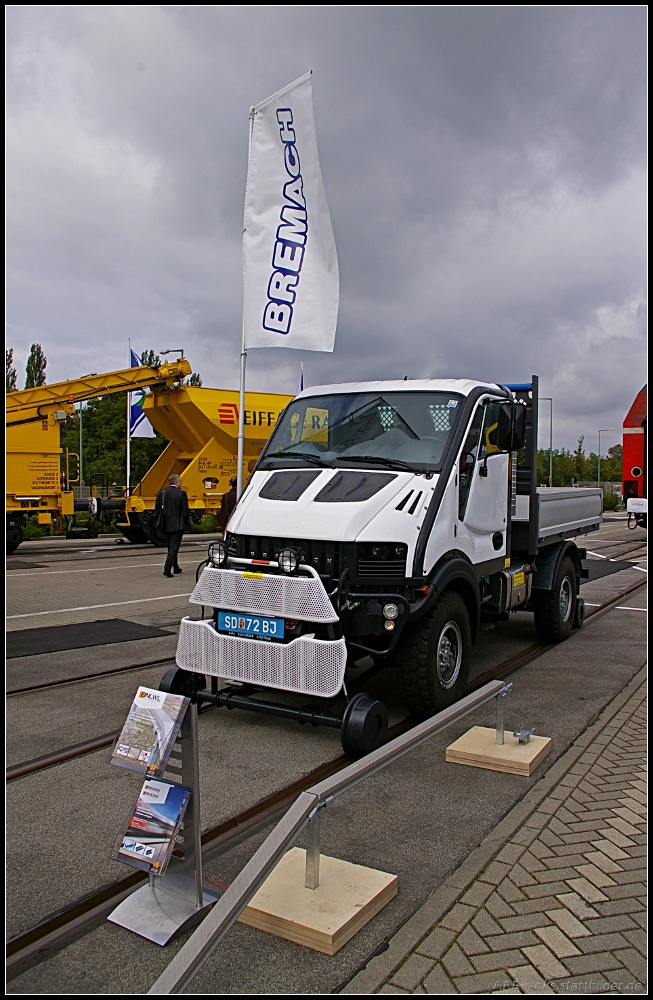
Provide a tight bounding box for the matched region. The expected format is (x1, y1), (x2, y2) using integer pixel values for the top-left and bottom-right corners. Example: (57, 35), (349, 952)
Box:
(5, 576), (646, 977)
(6, 579), (646, 784)
(6, 655), (177, 698)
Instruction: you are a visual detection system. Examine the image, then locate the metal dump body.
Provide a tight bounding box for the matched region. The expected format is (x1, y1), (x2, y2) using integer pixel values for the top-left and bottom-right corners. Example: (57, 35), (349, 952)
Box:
(513, 487), (602, 547)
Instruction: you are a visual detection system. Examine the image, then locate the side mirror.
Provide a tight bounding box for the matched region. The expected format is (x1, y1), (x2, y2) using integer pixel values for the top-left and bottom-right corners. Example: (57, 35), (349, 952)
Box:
(512, 403), (527, 451)
(496, 402), (527, 451)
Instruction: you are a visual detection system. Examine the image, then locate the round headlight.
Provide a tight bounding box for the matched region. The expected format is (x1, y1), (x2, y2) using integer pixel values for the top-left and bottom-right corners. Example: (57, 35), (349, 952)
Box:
(210, 541), (227, 567)
(372, 546), (383, 557)
(278, 548), (298, 574)
(383, 603), (399, 620)
(384, 620), (396, 631)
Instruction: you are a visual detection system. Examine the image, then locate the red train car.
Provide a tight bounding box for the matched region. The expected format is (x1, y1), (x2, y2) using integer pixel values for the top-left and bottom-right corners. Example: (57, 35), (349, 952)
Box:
(622, 385), (647, 528)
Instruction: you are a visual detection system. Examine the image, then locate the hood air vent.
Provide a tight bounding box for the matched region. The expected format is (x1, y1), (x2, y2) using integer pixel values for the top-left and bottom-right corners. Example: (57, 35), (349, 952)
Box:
(259, 470), (321, 501)
(313, 471), (397, 503)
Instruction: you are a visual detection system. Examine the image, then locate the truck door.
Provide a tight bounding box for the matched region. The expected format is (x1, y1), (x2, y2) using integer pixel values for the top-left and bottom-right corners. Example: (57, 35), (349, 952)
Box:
(457, 400), (509, 564)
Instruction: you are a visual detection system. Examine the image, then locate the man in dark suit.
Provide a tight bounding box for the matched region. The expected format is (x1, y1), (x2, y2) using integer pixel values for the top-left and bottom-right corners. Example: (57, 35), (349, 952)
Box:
(155, 474), (190, 578)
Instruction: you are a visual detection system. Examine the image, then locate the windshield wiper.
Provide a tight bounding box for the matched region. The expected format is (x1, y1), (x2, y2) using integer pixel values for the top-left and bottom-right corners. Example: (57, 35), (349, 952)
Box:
(264, 450), (335, 469)
(336, 455), (432, 475)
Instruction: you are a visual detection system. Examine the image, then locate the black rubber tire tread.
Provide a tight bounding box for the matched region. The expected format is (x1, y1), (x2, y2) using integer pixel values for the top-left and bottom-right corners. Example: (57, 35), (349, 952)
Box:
(395, 589), (472, 717)
(532, 555), (577, 643)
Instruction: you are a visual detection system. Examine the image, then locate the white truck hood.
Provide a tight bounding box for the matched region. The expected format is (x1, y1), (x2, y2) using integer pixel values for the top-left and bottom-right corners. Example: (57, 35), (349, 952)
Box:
(227, 468), (436, 543)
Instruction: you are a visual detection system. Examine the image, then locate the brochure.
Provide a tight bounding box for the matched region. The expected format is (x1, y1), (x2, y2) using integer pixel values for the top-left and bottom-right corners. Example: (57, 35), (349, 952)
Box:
(113, 778), (192, 877)
(111, 686), (190, 777)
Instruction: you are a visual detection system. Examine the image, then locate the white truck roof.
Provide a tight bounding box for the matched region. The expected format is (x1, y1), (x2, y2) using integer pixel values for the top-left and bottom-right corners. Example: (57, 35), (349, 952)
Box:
(295, 378), (507, 398)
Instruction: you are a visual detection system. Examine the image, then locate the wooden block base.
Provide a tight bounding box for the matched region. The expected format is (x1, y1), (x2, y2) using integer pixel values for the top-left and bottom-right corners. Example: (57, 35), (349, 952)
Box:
(237, 847), (398, 955)
(446, 725), (552, 776)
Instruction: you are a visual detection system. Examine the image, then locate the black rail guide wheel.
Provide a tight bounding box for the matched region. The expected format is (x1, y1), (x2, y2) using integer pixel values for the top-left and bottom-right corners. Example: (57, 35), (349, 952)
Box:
(159, 665), (206, 702)
(340, 692), (388, 757)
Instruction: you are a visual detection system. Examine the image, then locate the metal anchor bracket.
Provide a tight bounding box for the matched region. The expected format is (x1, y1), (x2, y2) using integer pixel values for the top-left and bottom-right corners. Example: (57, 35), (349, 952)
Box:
(513, 727), (536, 745)
(495, 683), (514, 746)
(305, 797), (334, 890)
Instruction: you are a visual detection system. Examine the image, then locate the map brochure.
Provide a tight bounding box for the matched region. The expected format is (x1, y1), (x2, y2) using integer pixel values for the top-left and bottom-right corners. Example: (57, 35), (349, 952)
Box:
(111, 686), (190, 777)
(112, 778), (191, 877)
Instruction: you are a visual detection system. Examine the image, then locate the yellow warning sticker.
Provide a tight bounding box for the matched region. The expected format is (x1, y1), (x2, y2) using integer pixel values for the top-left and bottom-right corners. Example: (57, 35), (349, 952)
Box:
(243, 571), (263, 580)
(513, 571), (525, 587)
(504, 558), (511, 568)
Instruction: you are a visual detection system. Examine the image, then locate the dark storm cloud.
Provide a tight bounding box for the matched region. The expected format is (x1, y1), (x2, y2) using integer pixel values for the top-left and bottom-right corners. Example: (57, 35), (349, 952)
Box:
(6, 6), (646, 451)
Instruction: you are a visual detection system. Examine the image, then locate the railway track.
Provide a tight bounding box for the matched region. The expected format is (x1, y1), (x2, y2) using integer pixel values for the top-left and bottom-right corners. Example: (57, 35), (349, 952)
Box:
(5, 575), (646, 978)
(6, 577), (646, 784)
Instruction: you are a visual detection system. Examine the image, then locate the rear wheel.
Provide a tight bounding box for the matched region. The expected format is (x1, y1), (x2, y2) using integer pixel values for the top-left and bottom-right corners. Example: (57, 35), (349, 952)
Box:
(143, 510), (168, 547)
(6, 521), (23, 555)
(395, 589), (472, 716)
(532, 555), (577, 642)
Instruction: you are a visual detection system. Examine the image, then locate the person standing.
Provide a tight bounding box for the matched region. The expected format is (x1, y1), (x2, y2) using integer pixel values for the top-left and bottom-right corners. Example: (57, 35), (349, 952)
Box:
(155, 474), (190, 578)
(221, 476), (238, 532)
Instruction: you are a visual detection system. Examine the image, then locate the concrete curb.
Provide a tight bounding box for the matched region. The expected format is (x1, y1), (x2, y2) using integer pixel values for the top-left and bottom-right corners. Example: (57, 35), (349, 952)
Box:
(339, 664), (647, 995)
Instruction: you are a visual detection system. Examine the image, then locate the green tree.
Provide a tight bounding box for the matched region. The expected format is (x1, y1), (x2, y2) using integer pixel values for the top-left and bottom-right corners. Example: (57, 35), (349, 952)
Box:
(186, 373), (202, 386)
(6, 348), (17, 392)
(574, 437), (586, 481)
(140, 350), (161, 369)
(25, 343), (47, 388)
(60, 392), (168, 490)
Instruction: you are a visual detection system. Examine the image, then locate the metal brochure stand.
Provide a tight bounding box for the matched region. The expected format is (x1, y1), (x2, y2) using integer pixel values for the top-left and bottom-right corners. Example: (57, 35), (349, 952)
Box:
(108, 705), (221, 946)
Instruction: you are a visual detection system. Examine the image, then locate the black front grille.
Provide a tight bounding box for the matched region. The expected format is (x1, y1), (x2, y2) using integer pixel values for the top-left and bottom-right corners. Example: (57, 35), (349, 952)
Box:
(226, 533), (409, 586)
(357, 559), (407, 578)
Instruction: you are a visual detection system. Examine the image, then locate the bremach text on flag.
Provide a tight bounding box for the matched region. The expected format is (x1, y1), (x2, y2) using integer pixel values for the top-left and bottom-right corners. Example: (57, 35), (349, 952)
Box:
(243, 72), (339, 352)
(130, 349), (156, 439)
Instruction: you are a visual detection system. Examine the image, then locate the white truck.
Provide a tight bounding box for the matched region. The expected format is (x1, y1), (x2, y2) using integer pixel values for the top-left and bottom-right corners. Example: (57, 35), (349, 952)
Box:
(165, 376), (602, 755)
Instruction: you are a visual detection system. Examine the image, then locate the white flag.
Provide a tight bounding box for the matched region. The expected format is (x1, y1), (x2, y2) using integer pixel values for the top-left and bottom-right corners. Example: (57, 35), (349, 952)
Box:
(243, 72), (339, 352)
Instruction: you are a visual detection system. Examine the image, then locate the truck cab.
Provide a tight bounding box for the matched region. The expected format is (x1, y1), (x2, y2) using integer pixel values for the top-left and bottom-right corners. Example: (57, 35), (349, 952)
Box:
(170, 376), (602, 755)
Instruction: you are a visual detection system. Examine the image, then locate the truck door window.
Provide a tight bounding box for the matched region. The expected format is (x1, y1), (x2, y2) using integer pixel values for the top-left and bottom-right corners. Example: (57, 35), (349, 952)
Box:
(458, 405), (484, 521)
(479, 401), (503, 458)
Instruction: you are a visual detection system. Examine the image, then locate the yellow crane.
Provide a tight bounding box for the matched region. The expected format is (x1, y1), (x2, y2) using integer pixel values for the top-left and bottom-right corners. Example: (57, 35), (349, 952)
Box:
(6, 358), (191, 553)
(6, 358), (293, 553)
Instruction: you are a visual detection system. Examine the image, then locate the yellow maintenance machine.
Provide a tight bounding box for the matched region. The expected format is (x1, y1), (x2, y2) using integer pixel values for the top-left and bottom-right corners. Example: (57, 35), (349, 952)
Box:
(121, 385), (293, 545)
(6, 358), (292, 552)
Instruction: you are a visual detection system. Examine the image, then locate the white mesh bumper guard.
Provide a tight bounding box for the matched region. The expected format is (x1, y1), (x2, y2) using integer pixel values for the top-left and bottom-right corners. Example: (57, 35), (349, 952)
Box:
(189, 566), (339, 623)
(177, 566), (346, 698)
(176, 618), (347, 699)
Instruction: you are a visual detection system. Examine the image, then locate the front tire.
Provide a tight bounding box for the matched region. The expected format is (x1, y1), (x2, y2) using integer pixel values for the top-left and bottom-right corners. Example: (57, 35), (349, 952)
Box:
(532, 555), (577, 643)
(395, 589), (472, 716)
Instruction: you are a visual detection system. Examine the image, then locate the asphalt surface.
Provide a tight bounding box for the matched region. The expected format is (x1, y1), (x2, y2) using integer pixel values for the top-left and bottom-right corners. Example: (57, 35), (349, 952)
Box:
(5, 519), (647, 993)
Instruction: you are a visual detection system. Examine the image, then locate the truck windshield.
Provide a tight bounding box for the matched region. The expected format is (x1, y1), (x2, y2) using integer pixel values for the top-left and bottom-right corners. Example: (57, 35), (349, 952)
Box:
(259, 392), (463, 473)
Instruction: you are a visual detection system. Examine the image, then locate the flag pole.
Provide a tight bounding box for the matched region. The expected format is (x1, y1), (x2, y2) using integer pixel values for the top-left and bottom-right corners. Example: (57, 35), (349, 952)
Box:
(237, 106), (256, 500)
(126, 339), (131, 497)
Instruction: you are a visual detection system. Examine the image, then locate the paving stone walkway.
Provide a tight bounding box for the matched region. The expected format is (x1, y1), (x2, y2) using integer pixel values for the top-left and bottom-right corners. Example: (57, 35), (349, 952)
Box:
(343, 667), (646, 995)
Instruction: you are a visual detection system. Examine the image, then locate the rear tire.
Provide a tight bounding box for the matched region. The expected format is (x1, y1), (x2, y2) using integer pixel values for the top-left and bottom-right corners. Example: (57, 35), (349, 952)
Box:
(532, 555), (577, 642)
(395, 589), (472, 716)
(143, 510), (168, 547)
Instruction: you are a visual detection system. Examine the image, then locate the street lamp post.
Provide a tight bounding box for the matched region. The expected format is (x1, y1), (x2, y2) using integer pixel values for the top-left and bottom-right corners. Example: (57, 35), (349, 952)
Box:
(541, 397), (553, 487)
(597, 428), (614, 488)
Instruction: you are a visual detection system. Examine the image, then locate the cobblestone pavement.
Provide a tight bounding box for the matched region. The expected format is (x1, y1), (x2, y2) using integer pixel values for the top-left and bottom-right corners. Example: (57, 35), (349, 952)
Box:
(343, 668), (647, 995)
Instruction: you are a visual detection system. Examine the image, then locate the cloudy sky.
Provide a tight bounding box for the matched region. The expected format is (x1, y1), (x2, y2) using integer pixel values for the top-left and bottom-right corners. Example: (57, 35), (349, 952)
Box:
(6, 6), (646, 452)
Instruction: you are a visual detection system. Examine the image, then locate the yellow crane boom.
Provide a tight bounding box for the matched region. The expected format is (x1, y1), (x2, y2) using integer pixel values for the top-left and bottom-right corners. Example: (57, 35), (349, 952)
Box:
(6, 358), (192, 553)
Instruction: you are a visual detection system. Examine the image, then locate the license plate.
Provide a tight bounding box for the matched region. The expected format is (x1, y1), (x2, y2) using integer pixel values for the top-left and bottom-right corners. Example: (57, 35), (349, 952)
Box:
(217, 612), (285, 640)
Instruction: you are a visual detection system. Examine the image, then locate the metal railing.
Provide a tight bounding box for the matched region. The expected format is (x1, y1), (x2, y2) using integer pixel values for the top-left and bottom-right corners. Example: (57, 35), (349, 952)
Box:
(148, 678), (507, 995)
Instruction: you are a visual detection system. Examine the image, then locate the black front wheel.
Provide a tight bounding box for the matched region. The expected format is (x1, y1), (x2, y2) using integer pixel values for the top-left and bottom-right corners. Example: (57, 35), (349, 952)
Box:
(395, 589), (472, 716)
(159, 666), (206, 701)
(340, 692), (388, 757)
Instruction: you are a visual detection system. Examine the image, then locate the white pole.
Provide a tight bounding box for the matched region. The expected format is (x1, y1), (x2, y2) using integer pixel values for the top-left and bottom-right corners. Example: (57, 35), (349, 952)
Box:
(79, 401), (83, 488)
(237, 107), (256, 499)
(126, 340), (131, 496)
